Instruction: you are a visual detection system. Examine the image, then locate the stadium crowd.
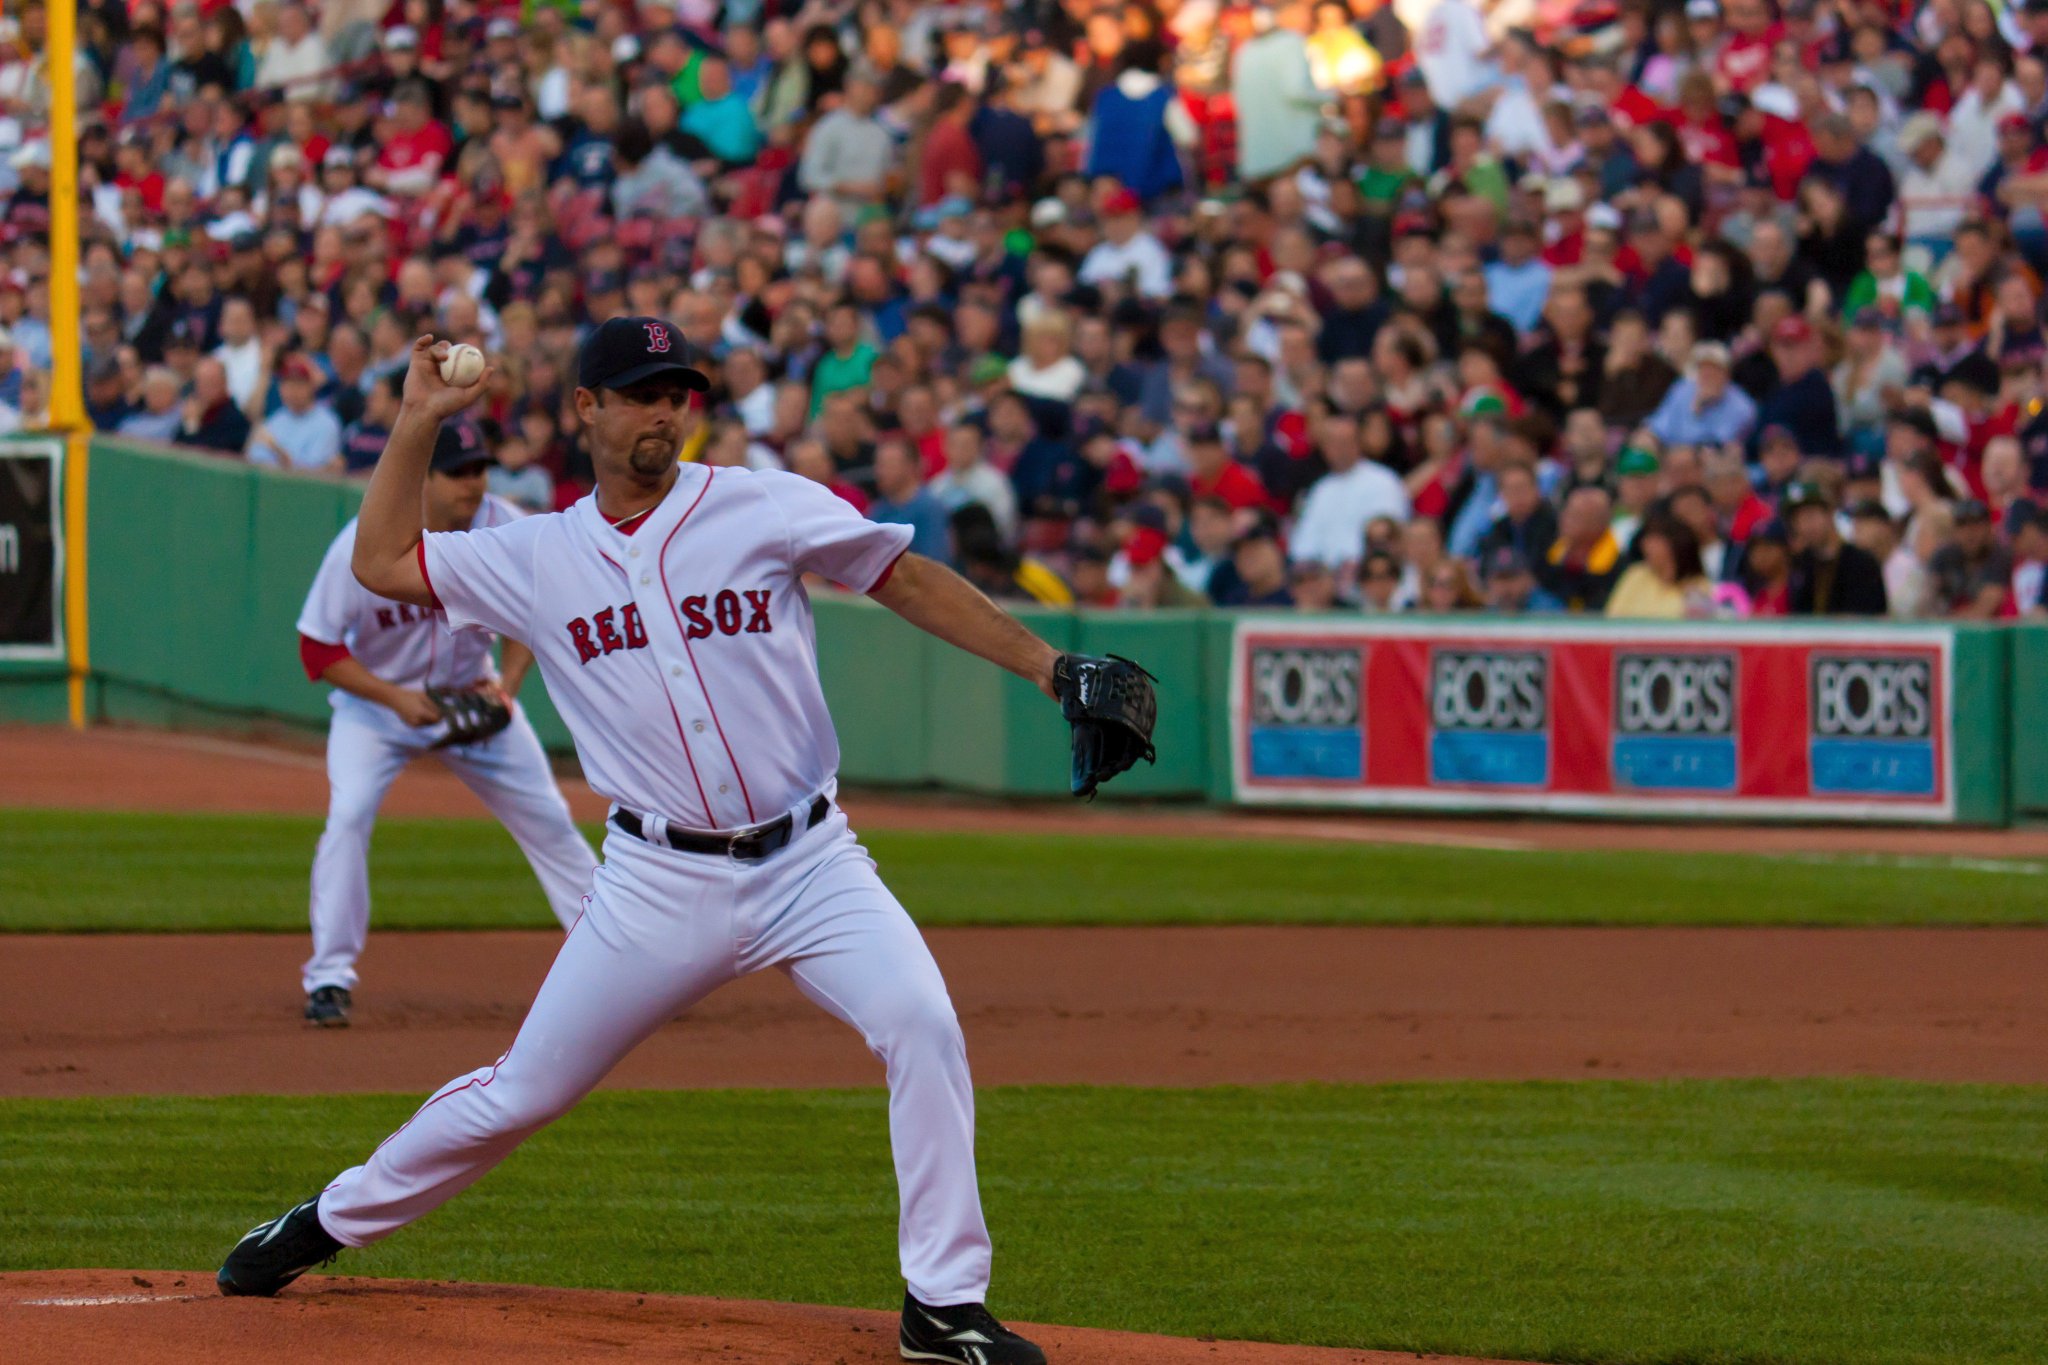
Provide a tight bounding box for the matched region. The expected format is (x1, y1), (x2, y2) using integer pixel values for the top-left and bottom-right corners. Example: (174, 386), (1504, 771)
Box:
(4, 0), (2048, 617)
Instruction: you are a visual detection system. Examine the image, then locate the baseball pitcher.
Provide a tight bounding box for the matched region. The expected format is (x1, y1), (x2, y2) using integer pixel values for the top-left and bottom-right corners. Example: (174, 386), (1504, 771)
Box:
(220, 324), (1155, 1364)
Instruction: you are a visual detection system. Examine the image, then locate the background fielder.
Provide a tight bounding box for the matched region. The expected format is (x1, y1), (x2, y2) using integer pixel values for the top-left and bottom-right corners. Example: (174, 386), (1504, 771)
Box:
(294, 422), (598, 1027)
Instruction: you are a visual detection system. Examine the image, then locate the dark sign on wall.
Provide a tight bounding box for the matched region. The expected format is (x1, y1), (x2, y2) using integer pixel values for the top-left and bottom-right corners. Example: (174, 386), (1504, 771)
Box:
(0, 440), (61, 657)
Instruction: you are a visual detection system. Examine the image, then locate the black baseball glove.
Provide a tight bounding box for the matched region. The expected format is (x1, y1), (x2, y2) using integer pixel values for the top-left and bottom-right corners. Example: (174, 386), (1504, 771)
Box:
(1053, 653), (1158, 799)
(427, 686), (513, 749)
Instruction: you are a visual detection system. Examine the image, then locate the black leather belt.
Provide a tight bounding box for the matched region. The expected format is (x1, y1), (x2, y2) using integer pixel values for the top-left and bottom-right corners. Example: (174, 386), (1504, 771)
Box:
(611, 795), (830, 861)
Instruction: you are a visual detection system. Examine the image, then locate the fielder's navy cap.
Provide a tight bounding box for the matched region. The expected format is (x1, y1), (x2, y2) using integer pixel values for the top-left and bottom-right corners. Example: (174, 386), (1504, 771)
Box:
(431, 421), (493, 473)
(577, 316), (711, 393)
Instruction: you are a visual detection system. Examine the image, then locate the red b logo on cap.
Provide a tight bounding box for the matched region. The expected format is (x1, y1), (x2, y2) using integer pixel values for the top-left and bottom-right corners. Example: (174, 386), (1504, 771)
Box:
(644, 322), (671, 353)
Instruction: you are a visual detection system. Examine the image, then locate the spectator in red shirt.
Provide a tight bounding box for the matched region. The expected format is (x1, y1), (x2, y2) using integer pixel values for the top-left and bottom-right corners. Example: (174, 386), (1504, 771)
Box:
(372, 82), (453, 200)
(1706, 447), (1774, 544)
(1667, 71), (1740, 171)
(917, 83), (983, 208)
(1714, 0), (1785, 93)
(113, 135), (165, 215)
(1187, 422), (1272, 511)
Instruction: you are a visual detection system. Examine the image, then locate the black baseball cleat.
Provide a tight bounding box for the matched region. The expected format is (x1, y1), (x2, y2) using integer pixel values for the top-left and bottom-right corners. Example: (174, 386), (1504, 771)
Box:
(900, 1292), (1047, 1364)
(304, 986), (351, 1027)
(217, 1195), (344, 1297)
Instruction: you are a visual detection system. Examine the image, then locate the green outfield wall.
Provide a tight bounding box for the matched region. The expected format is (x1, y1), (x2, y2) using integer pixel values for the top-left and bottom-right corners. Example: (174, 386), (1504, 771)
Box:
(9, 437), (2039, 824)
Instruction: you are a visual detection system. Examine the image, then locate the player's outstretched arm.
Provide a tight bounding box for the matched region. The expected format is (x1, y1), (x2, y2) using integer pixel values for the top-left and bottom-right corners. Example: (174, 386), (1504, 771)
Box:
(353, 336), (492, 606)
(868, 553), (1060, 699)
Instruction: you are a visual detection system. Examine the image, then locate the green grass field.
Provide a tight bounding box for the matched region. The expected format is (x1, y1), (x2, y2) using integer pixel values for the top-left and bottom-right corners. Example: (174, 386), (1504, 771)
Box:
(6, 807), (2048, 930)
(7, 806), (2043, 1362)
(3, 1081), (2044, 1365)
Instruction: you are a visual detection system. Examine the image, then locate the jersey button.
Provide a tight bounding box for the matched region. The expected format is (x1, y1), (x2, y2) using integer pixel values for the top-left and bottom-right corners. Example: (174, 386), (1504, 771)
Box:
(670, 665), (683, 677)
(718, 784), (729, 794)
(628, 547), (641, 558)
(693, 721), (706, 733)
(640, 574), (651, 585)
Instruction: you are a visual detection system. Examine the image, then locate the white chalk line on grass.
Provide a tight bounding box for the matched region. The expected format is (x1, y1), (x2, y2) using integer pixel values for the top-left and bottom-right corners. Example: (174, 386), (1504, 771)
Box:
(19, 1294), (207, 1306)
(1238, 820), (1537, 852)
(1761, 852), (2048, 876)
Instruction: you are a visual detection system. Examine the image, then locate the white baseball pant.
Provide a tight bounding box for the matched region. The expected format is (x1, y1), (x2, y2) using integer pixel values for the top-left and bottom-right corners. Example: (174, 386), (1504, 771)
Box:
(303, 696), (598, 995)
(315, 804), (993, 1306)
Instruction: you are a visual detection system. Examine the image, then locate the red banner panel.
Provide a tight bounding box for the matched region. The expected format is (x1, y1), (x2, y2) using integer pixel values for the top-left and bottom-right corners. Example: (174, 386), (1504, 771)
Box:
(1230, 620), (1954, 821)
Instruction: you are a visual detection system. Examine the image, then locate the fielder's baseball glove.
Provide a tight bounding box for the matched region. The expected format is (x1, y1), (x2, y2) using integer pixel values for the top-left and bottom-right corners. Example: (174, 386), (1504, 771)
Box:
(1053, 653), (1158, 799)
(427, 686), (512, 749)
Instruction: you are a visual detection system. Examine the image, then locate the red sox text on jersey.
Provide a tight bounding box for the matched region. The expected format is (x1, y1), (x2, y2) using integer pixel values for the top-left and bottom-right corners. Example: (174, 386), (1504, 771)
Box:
(563, 590), (773, 664)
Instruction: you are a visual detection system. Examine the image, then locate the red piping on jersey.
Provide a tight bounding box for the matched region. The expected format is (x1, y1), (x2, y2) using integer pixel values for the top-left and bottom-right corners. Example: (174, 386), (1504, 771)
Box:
(657, 682), (716, 828)
(658, 469), (757, 823)
(299, 634), (351, 683)
(332, 903), (589, 1187)
(867, 549), (908, 595)
(415, 541), (443, 611)
(601, 516), (714, 825)
(633, 482), (718, 827)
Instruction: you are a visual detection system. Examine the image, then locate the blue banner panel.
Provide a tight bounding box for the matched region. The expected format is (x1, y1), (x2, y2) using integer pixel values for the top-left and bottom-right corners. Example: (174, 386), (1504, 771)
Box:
(1612, 735), (1738, 791)
(1428, 731), (1548, 786)
(1809, 739), (1937, 796)
(1249, 725), (1363, 781)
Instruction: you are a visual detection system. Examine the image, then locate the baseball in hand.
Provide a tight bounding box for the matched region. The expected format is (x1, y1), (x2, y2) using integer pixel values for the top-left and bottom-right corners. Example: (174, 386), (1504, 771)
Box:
(440, 344), (486, 387)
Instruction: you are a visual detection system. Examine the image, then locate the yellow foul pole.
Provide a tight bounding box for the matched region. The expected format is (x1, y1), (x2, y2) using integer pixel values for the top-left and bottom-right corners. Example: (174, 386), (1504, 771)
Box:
(46, 0), (91, 727)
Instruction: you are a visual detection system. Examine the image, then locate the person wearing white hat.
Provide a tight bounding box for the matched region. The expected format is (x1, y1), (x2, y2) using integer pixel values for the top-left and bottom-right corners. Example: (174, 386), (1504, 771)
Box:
(256, 3), (335, 102)
(1647, 340), (1759, 448)
(1895, 112), (1978, 255)
(257, 144), (322, 225)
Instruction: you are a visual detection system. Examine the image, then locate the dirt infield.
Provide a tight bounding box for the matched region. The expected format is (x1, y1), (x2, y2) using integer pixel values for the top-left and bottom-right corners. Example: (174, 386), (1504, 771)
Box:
(10, 723), (2048, 856)
(5, 924), (2043, 1097)
(1, 1271), (1532, 1365)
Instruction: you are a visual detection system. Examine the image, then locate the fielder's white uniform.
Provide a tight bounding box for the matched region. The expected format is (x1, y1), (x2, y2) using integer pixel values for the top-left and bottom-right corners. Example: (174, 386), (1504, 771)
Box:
(296, 493), (599, 996)
(315, 463), (993, 1306)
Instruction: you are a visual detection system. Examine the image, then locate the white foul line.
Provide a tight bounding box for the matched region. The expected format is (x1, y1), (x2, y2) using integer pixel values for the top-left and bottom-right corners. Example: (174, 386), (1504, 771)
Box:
(19, 1294), (207, 1306)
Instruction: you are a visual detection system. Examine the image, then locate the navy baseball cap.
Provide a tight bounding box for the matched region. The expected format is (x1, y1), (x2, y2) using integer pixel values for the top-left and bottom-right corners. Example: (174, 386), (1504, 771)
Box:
(576, 316), (711, 393)
(431, 421), (493, 473)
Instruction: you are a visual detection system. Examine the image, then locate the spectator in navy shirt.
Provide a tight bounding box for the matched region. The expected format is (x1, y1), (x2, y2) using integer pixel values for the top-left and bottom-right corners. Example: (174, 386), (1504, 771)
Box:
(175, 358), (251, 455)
(1752, 316), (1841, 457)
(970, 89), (1045, 200)
(1626, 213), (1692, 324)
(1214, 519), (1294, 607)
(555, 87), (621, 191)
(339, 374), (400, 475)
(85, 357), (133, 429)
(1809, 113), (1897, 234)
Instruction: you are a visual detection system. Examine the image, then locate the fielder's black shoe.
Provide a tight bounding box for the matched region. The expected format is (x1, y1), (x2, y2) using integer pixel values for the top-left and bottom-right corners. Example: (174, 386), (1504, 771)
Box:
(900, 1293), (1047, 1364)
(217, 1195), (344, 1297)
(304, 986), (351, 1027)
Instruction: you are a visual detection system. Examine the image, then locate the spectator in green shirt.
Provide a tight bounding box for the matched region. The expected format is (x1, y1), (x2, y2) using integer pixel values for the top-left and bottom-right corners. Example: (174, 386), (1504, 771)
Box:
(810, 302), (878, 417)
(1356, 117), (1417, 210)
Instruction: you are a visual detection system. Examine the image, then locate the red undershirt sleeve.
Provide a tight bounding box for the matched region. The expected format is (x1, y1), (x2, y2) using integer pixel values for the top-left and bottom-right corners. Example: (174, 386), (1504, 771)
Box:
(865, 548), (908, 595)
(299, 633), (352, 683)
(415, 540), (443, 610)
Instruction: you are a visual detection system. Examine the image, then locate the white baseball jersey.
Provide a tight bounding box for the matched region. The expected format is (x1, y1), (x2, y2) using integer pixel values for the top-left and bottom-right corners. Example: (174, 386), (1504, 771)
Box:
(299, 493), (525, 698)
(420, 463), (911, 830)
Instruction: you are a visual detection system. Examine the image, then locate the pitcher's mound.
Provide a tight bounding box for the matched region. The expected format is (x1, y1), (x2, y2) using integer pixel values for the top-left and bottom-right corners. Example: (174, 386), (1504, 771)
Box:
(3, 1270), (1532, 1364)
